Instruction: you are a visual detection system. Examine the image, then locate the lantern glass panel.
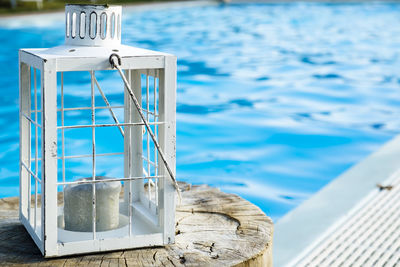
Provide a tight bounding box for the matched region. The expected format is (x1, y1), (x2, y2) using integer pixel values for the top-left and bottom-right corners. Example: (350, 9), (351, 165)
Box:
(52, 68), (163, 245)
(19, 64), (44, 243)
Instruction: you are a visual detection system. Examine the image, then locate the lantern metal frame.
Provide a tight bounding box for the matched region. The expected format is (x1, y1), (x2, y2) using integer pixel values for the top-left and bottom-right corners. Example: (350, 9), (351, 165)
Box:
(19, 5), (176, 257)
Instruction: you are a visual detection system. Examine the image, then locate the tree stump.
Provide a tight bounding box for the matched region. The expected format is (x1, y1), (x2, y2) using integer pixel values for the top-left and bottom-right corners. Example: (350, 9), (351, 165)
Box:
(0, 183), (273, 266)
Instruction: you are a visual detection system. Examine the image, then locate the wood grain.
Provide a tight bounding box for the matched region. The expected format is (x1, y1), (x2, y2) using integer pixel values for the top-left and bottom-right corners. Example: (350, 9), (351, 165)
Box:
(0, 183), (273, 266)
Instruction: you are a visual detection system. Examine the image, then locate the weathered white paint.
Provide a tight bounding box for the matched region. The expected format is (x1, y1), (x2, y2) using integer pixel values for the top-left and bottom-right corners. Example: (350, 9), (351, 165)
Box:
(20, 47), (166, 72)
(158, 55), (177, 244)
(130, 70), (144, 204)
(41, 58), (58, 257)
(19, 4), (177, 257)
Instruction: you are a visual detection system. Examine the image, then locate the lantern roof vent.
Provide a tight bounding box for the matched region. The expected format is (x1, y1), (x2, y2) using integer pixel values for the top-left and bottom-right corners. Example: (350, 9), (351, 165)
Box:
(65, 4), (121, 47)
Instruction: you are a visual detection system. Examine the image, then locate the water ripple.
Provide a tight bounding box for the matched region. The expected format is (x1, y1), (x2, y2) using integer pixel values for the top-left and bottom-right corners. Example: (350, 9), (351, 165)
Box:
(0, 2), (400, 221)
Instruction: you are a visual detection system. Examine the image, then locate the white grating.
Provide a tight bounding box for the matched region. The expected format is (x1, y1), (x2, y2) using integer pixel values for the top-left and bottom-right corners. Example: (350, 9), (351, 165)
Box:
(292, 175), (400, 267)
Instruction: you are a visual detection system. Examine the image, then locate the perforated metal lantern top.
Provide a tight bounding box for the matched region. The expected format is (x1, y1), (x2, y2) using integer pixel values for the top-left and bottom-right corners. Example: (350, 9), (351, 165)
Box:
(65, 4), (121, 47)
(24, 4), (169, 70)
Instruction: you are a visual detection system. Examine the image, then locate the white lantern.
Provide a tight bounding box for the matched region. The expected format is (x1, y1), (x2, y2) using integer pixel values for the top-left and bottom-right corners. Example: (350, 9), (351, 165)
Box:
(19, 4), (177, 257)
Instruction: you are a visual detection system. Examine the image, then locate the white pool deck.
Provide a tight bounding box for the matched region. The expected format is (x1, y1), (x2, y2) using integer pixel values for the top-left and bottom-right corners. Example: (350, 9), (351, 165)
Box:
(274, 135), (400, 266)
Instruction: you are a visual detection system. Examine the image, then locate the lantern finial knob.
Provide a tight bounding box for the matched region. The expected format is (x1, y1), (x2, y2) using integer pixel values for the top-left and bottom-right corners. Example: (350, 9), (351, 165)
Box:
(65, 4), (122, 47)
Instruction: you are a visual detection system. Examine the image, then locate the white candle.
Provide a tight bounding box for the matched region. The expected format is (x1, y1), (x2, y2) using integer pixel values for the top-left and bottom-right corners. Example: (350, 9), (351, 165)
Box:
(64, 177), (121, 232)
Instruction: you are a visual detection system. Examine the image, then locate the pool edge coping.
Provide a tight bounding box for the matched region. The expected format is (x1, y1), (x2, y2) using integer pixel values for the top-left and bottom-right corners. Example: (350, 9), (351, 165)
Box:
(273, 133), (400, 266)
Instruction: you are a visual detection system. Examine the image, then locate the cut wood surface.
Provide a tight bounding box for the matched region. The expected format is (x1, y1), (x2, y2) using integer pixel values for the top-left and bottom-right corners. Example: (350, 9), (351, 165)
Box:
(0, 183), (273, 266)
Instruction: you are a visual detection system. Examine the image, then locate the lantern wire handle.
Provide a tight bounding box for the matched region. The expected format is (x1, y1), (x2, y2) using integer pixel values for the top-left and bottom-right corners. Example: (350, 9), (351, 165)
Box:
(93, 76), (125, 137)
(109, 53), (182, 202)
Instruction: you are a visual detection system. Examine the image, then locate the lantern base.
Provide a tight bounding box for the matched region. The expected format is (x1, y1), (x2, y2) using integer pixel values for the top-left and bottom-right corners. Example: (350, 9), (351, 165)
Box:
(57, 213), (129, 243)
(55, 203), (160, 243)
(27, 202), (161, 247)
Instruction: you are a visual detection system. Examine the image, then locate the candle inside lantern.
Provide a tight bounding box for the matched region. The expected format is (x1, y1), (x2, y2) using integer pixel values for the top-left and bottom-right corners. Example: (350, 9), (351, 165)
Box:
(64, 177), (121, 232)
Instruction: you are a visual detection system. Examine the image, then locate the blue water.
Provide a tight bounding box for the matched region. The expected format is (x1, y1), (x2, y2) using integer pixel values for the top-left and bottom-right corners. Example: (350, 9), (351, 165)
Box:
(1, 2), (400, 221)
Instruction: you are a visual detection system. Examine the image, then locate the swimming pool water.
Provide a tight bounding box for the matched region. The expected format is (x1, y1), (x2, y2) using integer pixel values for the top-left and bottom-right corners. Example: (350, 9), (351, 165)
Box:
(0, 2), (400, 221)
